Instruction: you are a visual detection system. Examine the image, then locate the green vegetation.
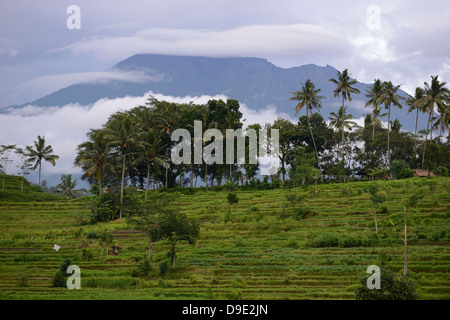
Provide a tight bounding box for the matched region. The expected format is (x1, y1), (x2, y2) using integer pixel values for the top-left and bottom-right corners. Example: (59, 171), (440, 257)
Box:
(0, 176), (448, 300)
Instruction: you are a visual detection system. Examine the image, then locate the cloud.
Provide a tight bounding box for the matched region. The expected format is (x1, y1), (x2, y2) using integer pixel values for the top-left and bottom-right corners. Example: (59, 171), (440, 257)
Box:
(57, 24), (351, 67)
(1, 91), (290, 184)
(14, 70), (164, 104)
(0, 38), (20, 58)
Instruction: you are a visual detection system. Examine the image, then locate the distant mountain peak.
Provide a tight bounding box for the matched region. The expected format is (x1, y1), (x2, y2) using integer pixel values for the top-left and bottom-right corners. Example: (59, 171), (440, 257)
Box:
(5, 54), (420, 131)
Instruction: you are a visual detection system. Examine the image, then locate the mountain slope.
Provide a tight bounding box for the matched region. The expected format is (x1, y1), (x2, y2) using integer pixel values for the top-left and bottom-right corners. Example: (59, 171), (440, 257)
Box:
(9, 54), (421, 131)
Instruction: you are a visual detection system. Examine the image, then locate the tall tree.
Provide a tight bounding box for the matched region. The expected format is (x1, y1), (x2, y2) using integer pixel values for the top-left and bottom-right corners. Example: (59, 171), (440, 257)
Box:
(329, 68), (361, 111)
(328, 106), (358, 165)
(365, 79), (386, 140)
(74, 129), (113, 199)
(15, 147), (33, 193)
(417, 75), (450, 169)
(26, 136), (59, 188)
(376, 81), (404, 170)
(136, 129), (167, 200)
(406, 87), (426, 152)
(104, 113), (138, 219)
(153, 100), (181, 188)
(268, 118), (296, 184)
(56, 174), (78, 199)
(289, 79), (325, 171)
(0, 145), (16, 191)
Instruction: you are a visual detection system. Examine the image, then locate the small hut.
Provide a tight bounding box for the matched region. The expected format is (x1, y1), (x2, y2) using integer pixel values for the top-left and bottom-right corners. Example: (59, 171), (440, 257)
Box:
(414, 169), (435, 177)
(109, 245), (122, 256)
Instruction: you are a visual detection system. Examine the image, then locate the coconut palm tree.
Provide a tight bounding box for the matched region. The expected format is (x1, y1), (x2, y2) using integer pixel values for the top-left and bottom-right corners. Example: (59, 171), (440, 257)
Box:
(328, 106), (358, 164)
(406, 87), (427, 151)
(365, 79), (383, 110)
(417, 75), (450, 169)
(104, 113), (138, 219)
(26, 136), (60, 188)
(74, 129), (113, 199)
(153, 101), (181, 188)
(289, 79), (325, 170)
(365, 79), (386, 140)
(136, 129), (168, 200)
(432, 100), (450, 139)
(376, 81), (404, 170)
(189, 113), (219, 192)
(329, 69), (361, 112)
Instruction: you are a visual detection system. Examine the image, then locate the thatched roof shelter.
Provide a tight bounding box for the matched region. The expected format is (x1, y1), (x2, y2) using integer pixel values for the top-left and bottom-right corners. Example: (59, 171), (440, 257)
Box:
(414, 169), (435, 177)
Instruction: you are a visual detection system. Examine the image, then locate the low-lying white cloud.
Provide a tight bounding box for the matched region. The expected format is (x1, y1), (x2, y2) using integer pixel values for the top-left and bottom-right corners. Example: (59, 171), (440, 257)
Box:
(14, 70), (164, 106)
(0, 91), (290, 184)
(58, 24), (351, 68)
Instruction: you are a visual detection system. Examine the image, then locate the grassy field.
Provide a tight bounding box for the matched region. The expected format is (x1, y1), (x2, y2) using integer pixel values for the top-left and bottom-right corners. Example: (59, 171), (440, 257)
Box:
(0, 174), (449, 300)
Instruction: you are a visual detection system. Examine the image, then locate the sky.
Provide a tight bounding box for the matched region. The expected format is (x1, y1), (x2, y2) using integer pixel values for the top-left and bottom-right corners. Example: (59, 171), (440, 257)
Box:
(1, 0), (449, 185)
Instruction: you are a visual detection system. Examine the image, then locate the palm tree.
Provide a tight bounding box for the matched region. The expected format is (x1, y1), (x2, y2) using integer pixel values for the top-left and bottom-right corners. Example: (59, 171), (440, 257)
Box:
(329, 69), (361, 112)
(376, 81), (404, 170)
(189, 114), (218, 192)
(74, 129), (113, 198)
(136, 129), (168, 200)
(104, 113), (138, 219)
(417, 75), (450, 169)
(153, 101), (181, 188)
(289, 79), (325, 170)
(328, 106), (358, 164)
(365, 79), (385, 140)
(56, 174), (78, 199)
(26, 136), (60, 188)
(432, 101), (450, 139)
(406, 87), (426, 151)
(370, 107), (388, 140)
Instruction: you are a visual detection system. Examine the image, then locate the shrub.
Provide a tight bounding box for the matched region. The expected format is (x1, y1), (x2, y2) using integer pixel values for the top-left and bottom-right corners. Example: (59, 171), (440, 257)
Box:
(391, 160), (414, 180)
(52, 271), (67, 288)
(138, 259), (152, 277)
(86, 230), (100, 239)
(293, 207), (313, 220)
(435, 166), (448, 177)
(81, 248), (93, 260)
(355, 267), (417, 300)
(159, 261), (169, 276)
(227, 192), (239, 205)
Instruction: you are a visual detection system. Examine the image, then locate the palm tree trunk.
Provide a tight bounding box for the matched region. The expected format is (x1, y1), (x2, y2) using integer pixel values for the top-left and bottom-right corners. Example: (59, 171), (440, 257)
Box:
(414, 108), (419, 152)
(38, 161), (42, 188)
(341, 128), (345, 183)
(146, 233), (152, 260)
(372, 122), (375, 141)
(120, 154), (126, 219)
(165, 167), (168, 188)
(306, 107), (320, 172)
(403, 206), (407, 276)
(422, 110), (432, 169)
(205, 164), (208, 192)
(387, 104), (391, 169)
(145, 164), (150, 201)
(374, 207), (378, 233)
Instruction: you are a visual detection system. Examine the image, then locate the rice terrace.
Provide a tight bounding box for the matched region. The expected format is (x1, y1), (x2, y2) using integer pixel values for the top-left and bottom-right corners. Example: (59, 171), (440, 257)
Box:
(0, 173), (448, 300)
(1, 1), (450, 305)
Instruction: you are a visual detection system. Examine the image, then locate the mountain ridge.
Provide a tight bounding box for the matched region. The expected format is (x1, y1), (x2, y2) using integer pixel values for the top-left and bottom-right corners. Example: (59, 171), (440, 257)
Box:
(4, 54), (422, 131)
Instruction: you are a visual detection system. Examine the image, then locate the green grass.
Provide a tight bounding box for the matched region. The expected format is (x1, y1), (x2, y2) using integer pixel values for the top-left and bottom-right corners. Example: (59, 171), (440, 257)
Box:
(0, 176), (449, 300)
(0, 174), (63, 202)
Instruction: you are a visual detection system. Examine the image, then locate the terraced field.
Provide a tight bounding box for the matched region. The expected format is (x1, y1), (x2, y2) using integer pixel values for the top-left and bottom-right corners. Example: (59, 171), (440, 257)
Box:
(0, 176), (449, 300)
